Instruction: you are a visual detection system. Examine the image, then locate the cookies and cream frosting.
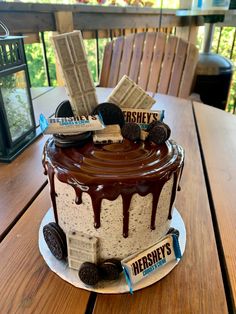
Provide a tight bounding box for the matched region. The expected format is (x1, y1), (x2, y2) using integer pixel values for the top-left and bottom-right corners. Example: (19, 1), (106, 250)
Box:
(43, 137), (184, 260)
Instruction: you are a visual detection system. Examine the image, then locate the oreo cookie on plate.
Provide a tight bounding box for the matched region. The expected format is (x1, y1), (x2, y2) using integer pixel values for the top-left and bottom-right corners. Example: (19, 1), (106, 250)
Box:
(43, 222), (67, 260)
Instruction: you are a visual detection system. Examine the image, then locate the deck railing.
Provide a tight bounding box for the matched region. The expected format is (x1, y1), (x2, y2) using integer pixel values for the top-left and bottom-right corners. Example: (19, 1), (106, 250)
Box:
(1, 2), (236, 111)
(0, 2), (202, 83)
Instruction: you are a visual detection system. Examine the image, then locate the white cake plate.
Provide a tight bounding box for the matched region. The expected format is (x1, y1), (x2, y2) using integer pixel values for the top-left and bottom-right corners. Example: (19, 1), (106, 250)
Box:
(39, 207), (186, 294)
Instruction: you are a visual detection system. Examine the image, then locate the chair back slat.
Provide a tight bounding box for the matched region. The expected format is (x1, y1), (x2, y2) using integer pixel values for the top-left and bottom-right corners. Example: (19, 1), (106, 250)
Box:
(107, 36), (124, 87)
(157, 36), (178, 95)
(168, 38), (188, 97)
(178, 44), (199, 98)
(138, 32), (156, 91)
(129, 32), (145, 83)
(99, 31), (199, 99)
(118, 34), (135, 82)
(99, 41), (113, 87)
(147, 32), (166, 93)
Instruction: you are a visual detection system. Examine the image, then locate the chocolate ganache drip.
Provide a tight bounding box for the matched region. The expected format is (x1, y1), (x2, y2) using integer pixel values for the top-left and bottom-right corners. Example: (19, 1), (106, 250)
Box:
(43, 138), (184, 237)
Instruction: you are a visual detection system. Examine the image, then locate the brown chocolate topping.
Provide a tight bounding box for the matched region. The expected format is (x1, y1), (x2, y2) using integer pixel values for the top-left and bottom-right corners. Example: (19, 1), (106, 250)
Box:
(43, 138), (184, 237)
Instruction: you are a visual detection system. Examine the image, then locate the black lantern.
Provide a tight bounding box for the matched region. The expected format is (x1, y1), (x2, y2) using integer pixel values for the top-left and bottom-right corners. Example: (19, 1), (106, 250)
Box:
(0, 36), (37, 162)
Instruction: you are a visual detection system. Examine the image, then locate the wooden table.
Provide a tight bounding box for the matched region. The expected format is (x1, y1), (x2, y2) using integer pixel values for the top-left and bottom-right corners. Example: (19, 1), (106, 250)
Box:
(0, 87), (234, 313)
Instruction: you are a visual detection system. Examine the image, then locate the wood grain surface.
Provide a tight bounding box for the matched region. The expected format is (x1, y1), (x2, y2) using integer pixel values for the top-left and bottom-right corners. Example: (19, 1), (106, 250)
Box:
(0, 188), (91, 314)
(147, 32), (166, 93)
(168, 38), (188, 96)
(118, 34), (135, 82)
(158, 36), (178, 95)
(138, 32), (156, 90)
(0, 87), (66, 241)
(128, 32), (145, 83)
(107, 37), (124, 87)
(99, 42), (113, 87)
(93, 94), (228, 313)
(194, 101), (236, 311)
(99, 32), (198, 98)
(0, 135), (48, 241)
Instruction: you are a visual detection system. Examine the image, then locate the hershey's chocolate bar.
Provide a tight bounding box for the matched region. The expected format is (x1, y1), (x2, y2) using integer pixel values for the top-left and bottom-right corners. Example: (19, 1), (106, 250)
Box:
(122, 108), (164, 130)
(40, 114), (104, 135)
(121, 233), (181, 293)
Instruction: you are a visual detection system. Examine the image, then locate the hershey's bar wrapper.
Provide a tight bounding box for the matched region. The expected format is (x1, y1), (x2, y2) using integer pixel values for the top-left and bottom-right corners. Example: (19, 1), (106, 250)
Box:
(39, 114), (104, 135)
(121, 233), (181, 293)
(122, 108), (164, 130)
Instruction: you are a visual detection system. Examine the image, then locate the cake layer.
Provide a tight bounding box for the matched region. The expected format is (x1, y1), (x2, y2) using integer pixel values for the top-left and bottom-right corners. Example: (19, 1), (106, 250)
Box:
(55, 177), (173, 260)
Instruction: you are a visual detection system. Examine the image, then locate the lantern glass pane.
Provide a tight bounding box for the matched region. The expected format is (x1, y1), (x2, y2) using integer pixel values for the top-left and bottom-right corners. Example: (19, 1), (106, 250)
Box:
(0, 70), (33, 142)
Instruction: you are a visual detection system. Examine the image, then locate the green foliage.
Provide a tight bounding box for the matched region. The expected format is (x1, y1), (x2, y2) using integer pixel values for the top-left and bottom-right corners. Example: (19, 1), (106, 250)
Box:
(25, 43), (46, 87)
(25, 32), (57, 87)
(84, 39), (98, 83)
(84, 37), (110, 83)
(0, 73), (33, 141)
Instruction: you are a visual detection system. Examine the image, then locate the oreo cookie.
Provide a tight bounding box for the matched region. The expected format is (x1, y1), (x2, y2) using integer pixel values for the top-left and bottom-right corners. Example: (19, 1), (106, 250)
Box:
(92, 103), (125, 127)
(105, 258), (123, 273)
(148, 121), (171, 145)
(121, 122), (141, 141)
(55, 100), (74, 118)
(99, 260), (120, 281)
(43, 222), (67, 260)
(147, 121), (171, 139)
(79, 262), (100, 286)
(53, 132), (92, 148)
(148, 125), (167, 145)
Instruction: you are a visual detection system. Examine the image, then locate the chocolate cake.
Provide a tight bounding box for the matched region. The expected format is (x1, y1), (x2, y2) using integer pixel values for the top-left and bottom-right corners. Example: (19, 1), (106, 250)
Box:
(43, 137), (184, 264)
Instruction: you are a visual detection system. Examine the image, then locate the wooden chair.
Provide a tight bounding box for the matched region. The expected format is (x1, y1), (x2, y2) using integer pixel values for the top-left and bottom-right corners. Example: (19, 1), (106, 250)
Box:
(99, 32), (199, 99)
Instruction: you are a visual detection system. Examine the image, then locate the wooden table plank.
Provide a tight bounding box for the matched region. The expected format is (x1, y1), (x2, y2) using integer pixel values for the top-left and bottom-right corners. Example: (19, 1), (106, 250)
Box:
(194, 101), (236, 311)
(0, 87), (112, 241)
(0, 187), (91, 314)
(93, 95), (228, 313)
(0, 135), (48, 241)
